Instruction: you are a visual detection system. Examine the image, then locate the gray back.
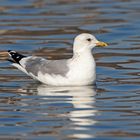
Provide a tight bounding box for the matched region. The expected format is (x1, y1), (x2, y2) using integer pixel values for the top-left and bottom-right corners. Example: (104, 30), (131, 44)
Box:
(25, 57), (69, 77)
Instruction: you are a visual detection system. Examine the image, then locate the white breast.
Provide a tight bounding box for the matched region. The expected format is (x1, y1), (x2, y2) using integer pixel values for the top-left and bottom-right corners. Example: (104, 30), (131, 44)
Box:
(66, 52), (96, 85)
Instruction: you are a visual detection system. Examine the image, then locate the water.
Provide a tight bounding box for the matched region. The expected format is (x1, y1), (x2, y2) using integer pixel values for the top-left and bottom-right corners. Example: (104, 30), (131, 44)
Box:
(0, 0), (140, 139)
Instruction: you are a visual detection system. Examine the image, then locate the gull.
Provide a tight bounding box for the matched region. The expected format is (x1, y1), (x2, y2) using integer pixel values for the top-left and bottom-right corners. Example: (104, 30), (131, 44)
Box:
(8, 33), (107, 86)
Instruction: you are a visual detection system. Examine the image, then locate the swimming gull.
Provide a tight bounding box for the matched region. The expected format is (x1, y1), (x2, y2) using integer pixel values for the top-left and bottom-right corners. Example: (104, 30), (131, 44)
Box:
(8, 33), (108, 86)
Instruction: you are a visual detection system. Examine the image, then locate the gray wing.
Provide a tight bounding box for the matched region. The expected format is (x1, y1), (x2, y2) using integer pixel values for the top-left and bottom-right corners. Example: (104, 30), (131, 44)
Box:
(24, 57), (69, 77)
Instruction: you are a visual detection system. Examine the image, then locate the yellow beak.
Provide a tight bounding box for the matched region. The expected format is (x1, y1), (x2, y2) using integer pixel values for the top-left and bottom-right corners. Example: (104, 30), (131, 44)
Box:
(96, 41), (108, 47)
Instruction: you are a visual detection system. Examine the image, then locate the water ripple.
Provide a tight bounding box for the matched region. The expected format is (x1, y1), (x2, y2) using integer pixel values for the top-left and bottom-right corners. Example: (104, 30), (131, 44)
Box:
(0, 0), (140, 139)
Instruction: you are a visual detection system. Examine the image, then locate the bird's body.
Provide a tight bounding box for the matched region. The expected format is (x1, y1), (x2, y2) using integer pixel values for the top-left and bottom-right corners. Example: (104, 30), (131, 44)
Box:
(8, 33), (107, 86)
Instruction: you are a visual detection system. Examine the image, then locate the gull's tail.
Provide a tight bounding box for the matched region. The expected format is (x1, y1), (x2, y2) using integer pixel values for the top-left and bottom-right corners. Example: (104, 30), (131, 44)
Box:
(7, 50), (26, 64)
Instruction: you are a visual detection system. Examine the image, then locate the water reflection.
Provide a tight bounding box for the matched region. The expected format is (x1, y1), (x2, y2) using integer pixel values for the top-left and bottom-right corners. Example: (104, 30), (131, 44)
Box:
(22, 84), (98, 139)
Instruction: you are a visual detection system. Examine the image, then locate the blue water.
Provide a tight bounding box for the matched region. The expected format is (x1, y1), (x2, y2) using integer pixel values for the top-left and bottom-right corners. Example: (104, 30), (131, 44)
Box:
(0, 0), (140, 139)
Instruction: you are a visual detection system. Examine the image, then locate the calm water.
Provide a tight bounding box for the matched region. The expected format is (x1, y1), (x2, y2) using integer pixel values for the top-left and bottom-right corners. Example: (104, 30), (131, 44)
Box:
(0, 0), (140, 139)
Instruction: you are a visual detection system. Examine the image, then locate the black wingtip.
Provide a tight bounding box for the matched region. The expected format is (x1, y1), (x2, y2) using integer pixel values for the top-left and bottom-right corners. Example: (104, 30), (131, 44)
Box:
(8, 50), (16, 54)
(8, 50), (26, 64)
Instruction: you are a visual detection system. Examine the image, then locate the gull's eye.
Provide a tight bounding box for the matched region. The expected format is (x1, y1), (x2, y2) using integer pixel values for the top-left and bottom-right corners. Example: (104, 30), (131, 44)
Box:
(87, 38), (91, 42)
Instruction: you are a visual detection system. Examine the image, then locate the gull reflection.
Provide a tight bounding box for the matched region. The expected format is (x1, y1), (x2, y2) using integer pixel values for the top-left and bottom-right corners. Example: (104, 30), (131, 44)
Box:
(37, 85), (97, 137)
(22, 84), (98, 139)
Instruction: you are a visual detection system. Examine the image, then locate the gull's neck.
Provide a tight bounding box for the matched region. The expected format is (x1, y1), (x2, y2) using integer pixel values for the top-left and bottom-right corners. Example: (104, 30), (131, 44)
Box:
(72, 48), (94, 61)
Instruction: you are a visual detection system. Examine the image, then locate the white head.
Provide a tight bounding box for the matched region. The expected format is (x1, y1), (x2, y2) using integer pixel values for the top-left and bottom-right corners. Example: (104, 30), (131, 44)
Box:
(73, 33), (107, 53)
